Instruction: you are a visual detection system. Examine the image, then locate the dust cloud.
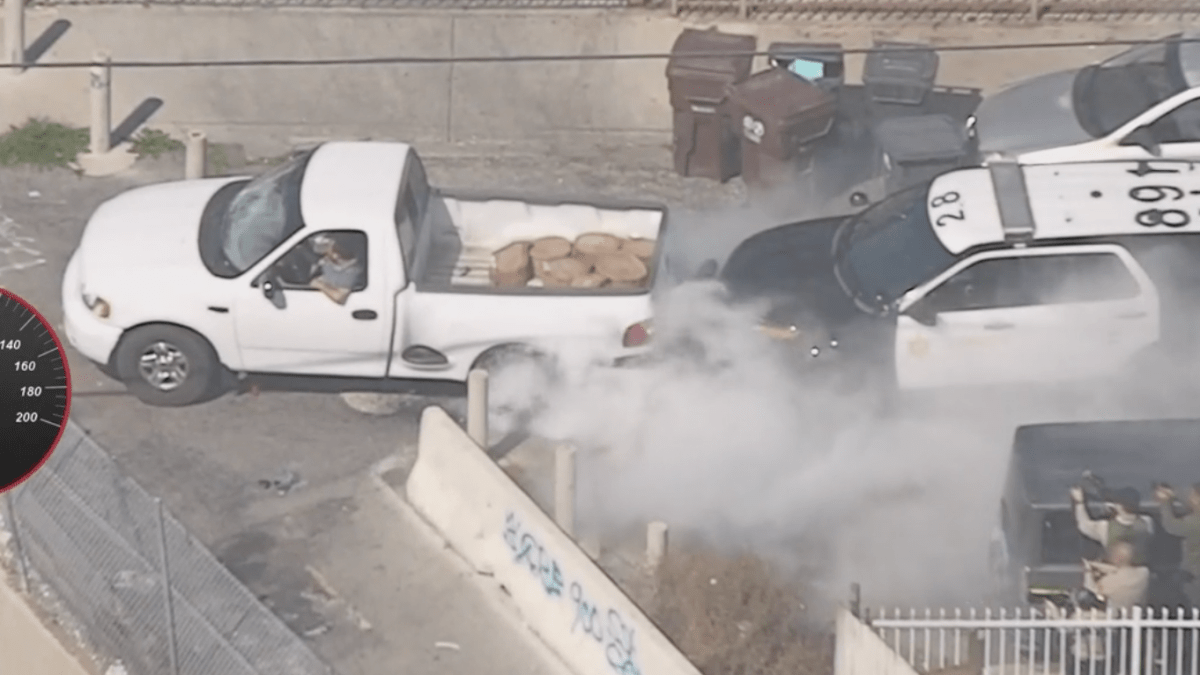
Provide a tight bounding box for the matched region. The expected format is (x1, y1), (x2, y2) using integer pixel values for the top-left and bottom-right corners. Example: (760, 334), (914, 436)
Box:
(484, 194), (1200, 615)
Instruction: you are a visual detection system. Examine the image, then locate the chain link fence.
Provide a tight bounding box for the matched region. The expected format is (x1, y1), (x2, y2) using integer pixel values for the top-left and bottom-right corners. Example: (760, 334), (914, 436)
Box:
(0, 420), (335, 675)
(26, 0), (631, 8)
(652, 0), (1200, 19)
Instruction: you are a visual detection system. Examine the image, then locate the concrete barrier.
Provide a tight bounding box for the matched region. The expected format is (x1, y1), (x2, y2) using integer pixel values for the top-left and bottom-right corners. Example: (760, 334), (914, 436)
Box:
(834, 608), (922, 675)
(0, 575), (93, 675)
(406, 405), (702, 675)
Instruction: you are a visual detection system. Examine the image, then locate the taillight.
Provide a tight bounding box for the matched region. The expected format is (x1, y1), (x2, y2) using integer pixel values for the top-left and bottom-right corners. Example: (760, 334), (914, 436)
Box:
(622, 320), (652, 348)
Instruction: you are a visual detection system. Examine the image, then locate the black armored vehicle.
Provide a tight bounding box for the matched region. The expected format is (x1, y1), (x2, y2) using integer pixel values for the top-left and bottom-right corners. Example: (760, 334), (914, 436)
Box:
(991, 419), (1198, 607)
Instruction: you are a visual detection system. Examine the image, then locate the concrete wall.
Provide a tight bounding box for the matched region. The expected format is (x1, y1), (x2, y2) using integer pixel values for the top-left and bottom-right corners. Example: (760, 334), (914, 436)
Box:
(405, 405), (702, 675)
(0, 575), (94, 675)
(834, 608), (921, 675)
(1, 5), (1197, 158)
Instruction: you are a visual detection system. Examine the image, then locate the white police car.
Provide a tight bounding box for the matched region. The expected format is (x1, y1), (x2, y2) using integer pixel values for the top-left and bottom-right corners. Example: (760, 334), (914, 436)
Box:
(970, 32), (1200, 166)
(720, 158), (1200, 391)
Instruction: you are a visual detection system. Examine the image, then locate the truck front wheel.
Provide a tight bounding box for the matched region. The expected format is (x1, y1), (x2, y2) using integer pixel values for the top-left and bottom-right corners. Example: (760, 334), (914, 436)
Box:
(115, 325), (227, 407)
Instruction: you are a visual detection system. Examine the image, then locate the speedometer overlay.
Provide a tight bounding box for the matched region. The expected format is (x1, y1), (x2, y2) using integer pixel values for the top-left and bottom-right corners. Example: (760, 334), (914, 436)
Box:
(0, 290), (71, 492)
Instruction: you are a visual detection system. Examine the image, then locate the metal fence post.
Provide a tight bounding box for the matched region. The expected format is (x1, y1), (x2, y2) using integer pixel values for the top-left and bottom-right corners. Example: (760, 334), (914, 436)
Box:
(184, 130), (207, 180)
(4, 0), (23, 73)
(466, 368), (488, 448)
(1129, 605), (1143, 675)
(645, 521), (667, 571)
(3, 490), (28, 594)
(554, 445), (576, 536)
(1029, 0), (1039, 19)
(89, 51), (112, 155)
(156, 498), (180, 675)
(737, 0), (747, 19)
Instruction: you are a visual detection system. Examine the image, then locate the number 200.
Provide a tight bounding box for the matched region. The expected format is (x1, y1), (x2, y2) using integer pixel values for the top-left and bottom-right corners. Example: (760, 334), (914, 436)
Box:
(15, 412), (37, 423)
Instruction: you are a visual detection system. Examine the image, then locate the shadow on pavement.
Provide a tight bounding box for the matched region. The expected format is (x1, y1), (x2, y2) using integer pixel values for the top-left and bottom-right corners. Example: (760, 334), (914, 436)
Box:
(111, 97), (164, 146)
(24, 20), (70, 66)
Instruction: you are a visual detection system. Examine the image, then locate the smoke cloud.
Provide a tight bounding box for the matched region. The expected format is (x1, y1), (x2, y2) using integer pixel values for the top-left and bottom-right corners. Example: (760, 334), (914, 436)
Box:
(482, 197), (1200, 615)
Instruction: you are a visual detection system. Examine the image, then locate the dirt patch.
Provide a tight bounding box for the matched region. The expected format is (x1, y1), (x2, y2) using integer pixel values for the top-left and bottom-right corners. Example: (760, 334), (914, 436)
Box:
(621, 538), (835, 675)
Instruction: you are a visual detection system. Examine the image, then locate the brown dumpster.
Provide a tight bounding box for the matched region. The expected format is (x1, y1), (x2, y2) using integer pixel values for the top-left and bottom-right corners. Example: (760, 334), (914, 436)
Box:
(666, 27), (756, 182)
(727, 68), (837, 192)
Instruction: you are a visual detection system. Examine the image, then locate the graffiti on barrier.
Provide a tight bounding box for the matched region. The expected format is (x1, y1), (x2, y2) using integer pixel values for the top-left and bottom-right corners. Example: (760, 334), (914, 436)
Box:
(503, 511), (566, 597)
(502, 511), (644, 675)
(0, 215), (46, 278)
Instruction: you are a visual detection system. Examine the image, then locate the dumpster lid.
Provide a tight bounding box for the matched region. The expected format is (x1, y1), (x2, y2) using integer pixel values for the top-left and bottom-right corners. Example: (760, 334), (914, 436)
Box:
(864, 41), (939, 83)
(767, 42), (845, 81)
(873, 114), (967, 162)
(667, 28), (757, 78)
(728, 68), (835, 118)
(767, 41), (843, 62)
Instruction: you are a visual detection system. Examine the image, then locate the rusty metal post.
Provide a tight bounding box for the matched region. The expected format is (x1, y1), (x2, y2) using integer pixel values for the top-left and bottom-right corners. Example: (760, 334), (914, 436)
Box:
(466, 369), (488, 448)
(4, 0), (23, 73)
(184, 130), (207, 180)
(554, 445), (576, 536)
(89, 52), (112, 155)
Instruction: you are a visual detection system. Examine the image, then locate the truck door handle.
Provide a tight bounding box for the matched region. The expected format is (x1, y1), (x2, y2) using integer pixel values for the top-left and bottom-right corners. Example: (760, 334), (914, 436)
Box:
(352, 309), (377, 320)
(984, 322), (1014, 330)
(207, 306), (229, 314)
(1117, 311), (1146, 320)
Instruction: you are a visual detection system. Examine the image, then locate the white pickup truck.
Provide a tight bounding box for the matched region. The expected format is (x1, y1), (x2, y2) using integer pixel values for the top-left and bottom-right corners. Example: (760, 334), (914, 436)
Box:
(61, 141), (664, 406)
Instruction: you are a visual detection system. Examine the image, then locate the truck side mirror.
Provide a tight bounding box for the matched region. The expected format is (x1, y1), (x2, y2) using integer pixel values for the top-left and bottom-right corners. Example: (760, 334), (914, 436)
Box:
(905, 301), (938, 327)
(261, 274), (286, 309)
(1123, 126), (1162, 156)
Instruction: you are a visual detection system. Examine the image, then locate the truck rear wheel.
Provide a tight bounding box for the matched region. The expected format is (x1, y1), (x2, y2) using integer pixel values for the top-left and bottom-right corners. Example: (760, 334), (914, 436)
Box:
(115, 325), (227, 407)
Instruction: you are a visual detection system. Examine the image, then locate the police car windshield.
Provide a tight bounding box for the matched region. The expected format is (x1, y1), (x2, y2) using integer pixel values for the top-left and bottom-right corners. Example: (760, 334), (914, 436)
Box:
(834, 185), (957, 313)
(1073, 38), (1187, 138)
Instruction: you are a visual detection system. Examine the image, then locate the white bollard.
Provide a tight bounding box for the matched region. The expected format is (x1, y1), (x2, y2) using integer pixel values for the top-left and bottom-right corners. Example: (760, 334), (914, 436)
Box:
(554, 445), (576, 536)
(184, 130), (207, 179)
(646, 521), (668, 571)
(466, 369), (488, 448)
(5, 0), (23, 72)
(89, 52), (112, 155)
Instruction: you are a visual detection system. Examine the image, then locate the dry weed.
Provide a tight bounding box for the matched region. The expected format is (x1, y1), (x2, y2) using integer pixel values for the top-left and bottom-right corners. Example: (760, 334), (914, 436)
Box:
(641, 540), (834, 675)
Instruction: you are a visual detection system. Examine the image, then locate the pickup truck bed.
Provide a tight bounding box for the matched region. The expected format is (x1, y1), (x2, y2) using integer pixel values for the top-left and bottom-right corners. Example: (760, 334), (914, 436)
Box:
(416, 193), (666, 291)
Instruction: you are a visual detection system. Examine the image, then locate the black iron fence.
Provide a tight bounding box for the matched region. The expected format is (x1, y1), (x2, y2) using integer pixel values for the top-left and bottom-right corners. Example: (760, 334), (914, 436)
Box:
(0, 420), (334, 675)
